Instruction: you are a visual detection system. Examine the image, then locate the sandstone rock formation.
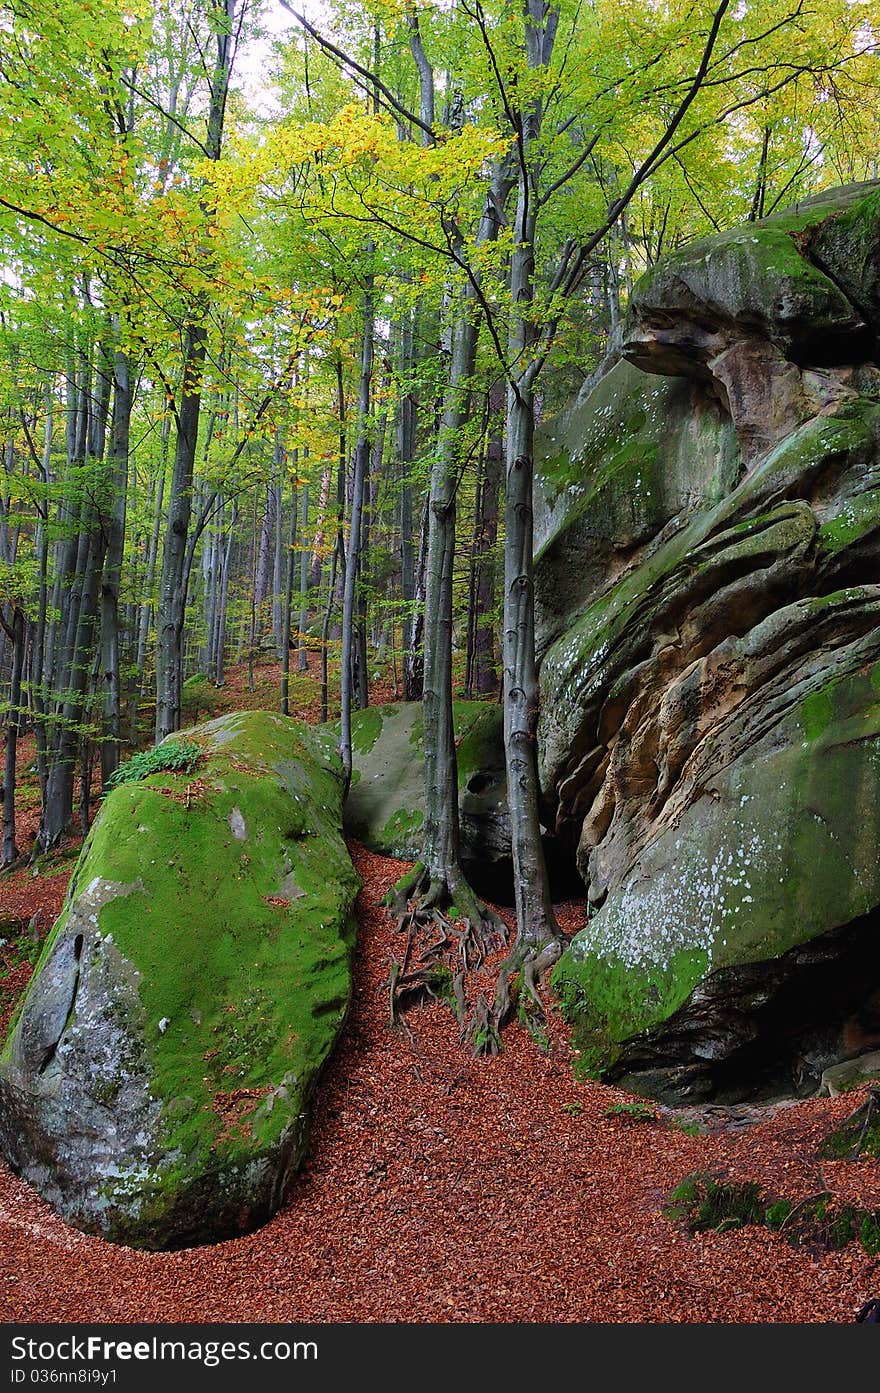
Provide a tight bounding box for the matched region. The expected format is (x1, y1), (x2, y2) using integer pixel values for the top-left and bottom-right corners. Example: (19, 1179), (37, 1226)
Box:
(540, 183), (880, 1103)
(0, 710), (360, 1249)
(342, 700), (511, 879)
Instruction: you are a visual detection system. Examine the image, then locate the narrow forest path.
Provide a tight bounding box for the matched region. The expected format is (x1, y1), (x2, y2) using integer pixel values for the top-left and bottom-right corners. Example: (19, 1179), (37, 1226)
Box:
(1, 842), (878, 1323)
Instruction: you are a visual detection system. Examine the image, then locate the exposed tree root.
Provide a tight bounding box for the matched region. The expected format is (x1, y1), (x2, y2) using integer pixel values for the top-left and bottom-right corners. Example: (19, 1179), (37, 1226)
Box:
(470, 936), (565, 1057)
(381, 859), (510, 1037)
(834, 1085), (880, 1159)
(382, 863), (569, 1058)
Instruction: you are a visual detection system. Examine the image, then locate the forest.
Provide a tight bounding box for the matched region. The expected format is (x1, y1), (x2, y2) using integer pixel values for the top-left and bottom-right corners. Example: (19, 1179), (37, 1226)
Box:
(1, 0), (880, 1328)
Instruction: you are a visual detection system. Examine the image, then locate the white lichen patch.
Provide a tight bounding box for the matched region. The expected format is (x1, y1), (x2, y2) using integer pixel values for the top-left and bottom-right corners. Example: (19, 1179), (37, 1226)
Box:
(572, 823), (771, 977)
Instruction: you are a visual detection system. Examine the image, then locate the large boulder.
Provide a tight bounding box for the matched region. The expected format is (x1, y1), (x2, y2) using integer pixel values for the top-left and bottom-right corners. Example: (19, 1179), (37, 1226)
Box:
(0, 711), (360, 1249)
(342, 700), (509, 867)
(540, 183), (880, 1103)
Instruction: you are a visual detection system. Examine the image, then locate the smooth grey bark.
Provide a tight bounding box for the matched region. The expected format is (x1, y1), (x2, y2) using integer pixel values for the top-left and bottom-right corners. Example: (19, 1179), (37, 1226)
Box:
(320, 357), (347, 724)
(339, 285), (373, 792)
(400, 156), (514, 916)
(500, 0), (559, 947)
(397, 308), (416, 658)
(404, 495), (428, 702)
(254, 483), (275, 616)
(417, 307), (476, 899)
(466, 388), (501, 698)
(1, 605), (24, 866)
(41, 522), (107, 849)
(213, 505), (236, 686)
(135, 413), (169, 691)
(155, 0), (236, 741)
(272, 438), (285, 656)
(309, 463), (331, 590)
(297, 481), (309, 671)
(155, 320), (207, 740)
(99, 347), (131, 787)
(279, 469), (299, 717)
(31, 383), (53, 802)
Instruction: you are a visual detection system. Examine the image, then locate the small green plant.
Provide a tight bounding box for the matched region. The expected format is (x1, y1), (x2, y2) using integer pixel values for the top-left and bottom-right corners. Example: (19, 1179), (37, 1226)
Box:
(107, 740), (203, 790)
(605, 1099), (658, 1123)
(664, 1172), (763, 1232)
(668, 1118), (702, 1137)
(561, 1100), (584, 1117)
(664, 1172), (880, 1255)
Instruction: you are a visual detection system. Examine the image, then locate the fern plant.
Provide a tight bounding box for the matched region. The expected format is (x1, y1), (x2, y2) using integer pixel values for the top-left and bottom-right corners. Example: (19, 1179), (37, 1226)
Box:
(107, 740), (203, 790)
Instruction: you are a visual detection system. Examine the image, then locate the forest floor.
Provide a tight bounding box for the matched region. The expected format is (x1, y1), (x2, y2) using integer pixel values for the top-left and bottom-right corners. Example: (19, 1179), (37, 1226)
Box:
(1, 661), (879, 1322)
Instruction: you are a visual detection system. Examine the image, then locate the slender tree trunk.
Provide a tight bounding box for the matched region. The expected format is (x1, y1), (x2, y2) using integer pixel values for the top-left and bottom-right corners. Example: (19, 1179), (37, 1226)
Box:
(32, 383), (53, 803)
(41, 527), (107, 848)
(100, 347), (131, 787)
(155, 323), (206, 741)
(136, 414), (169, 690)
(213, 508), (236, 687)
(339, 284), (374, 791)
(1, 606), (25, 866)
(321, 358), (347, 723)
(397, 154), (514, 916)
(468, 387), (502, 696)
(280, 472), (299, 716)
(154, 1), (236, 741)
(272, 438), (285, 656)
(297, 481), (309, 671)
(501, 0), (560, 947)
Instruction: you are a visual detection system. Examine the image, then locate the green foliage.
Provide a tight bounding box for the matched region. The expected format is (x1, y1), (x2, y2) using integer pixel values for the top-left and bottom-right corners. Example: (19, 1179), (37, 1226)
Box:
(107, 741), (203, 789)
(664, 1172), (764, 1233)
(665, 1171), (880, 1255)
(605, 1099), (658, 1124)
(667, 1118), (702, 1137)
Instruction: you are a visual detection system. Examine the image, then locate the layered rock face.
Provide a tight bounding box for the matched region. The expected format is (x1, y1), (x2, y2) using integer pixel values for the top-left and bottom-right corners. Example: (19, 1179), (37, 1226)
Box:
(540, 183), (880, 1103)
(0, 711), (360, 1248)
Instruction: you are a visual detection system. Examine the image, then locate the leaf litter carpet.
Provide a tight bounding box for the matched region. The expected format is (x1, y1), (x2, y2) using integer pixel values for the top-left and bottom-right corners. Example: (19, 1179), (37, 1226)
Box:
(1, 842), (878, 1323)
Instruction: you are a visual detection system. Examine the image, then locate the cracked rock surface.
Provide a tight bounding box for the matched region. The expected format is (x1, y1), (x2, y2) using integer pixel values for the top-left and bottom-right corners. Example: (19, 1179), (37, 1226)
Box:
(0, 710), (360, 1249)
(538, 182), (880, 1101)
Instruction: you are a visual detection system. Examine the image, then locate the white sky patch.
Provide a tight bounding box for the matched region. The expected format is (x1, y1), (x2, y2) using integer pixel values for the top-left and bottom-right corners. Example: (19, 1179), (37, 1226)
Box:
(235, 0), (331, 114)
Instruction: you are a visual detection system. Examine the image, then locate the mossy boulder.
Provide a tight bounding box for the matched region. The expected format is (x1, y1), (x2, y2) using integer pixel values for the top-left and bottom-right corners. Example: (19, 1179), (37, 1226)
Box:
(537, 184), (880, 1103)
(0, 710), (360, 1250)
(535, 359), (741, 658)
(626, 181), (879, 370)
(341, 700), (508, 866)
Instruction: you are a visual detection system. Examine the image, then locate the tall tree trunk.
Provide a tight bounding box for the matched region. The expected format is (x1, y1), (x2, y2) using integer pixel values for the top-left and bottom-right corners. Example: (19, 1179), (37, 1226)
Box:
(155, 322), (206, 741)
(321, 357), (347, 723)
(100, 347), (131, 787)
(280, 472), (299, 716)
(390, 150), (515, 925)
(467, 387), (502, 696)
(41, 526), (107, 849)
(272, 438), (285, 656)
(1, 606), (25, 866)
(154, 0), (236, 741)
(32, 382), (53, 803)
(213, 507), (236, 687)
(297, 481), (310, 672)
(502, 0), (560, 948)
(339, 284), (373, 791)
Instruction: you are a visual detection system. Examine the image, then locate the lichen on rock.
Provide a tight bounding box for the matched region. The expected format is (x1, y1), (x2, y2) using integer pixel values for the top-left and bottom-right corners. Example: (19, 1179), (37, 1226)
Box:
(538, 181), (880, 1103)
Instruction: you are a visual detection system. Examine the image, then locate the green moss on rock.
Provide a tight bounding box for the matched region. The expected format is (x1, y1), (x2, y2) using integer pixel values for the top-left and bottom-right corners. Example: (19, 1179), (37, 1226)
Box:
(0, 710), (360, 1250)
(341, 700), (508, 865)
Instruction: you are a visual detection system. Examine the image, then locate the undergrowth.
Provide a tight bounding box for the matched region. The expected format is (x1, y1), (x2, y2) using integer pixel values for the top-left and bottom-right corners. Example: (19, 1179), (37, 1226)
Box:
(106, 740), (203, 790)
(665, 1170), (880, 1255)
